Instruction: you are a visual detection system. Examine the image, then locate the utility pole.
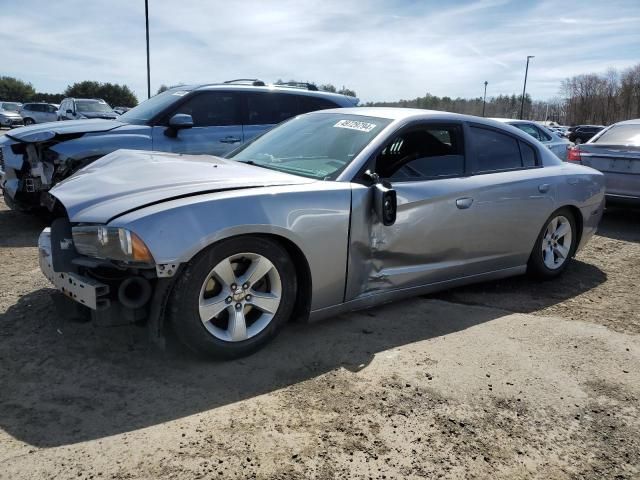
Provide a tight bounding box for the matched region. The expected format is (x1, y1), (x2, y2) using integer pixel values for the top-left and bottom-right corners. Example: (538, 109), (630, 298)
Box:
(519, 55), (534, 119)
(145, 0), (151, 99)
(482, 81), (488, 117)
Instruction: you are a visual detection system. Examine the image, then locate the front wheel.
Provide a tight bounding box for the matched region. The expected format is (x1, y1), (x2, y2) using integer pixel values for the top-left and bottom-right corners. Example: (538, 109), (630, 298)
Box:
(527, 208), (577, 279)
(168, 236), (297, 359)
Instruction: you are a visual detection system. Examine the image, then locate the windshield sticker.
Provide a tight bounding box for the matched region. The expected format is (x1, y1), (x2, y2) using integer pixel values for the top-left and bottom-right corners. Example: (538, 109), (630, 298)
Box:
(172, 91), (189, 96)
(334, 120), (377, 132)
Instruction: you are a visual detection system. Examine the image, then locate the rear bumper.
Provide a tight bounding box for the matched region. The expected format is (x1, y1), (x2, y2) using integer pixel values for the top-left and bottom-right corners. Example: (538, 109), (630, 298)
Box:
(38, 228), (111, 310)
(602, 172), (640, 200)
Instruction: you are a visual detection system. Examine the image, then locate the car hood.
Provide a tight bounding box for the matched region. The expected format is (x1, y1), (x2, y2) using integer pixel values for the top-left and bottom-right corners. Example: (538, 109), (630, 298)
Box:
(51, 149), (315, 223)
(6, 119), (125, 142)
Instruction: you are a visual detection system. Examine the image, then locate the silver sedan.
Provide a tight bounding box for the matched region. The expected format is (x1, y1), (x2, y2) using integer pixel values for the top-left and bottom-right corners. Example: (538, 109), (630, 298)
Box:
(38, 108), (605, 358)
(492, 118), (572, 161)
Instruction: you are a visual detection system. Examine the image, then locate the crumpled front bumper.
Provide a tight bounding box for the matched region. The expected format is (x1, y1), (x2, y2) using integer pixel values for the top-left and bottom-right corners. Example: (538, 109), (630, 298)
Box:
(38, 227), (110, 310)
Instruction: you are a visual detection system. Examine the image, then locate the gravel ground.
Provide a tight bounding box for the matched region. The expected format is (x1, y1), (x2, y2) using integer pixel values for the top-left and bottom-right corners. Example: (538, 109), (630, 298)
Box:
(0, 197), (638, 480)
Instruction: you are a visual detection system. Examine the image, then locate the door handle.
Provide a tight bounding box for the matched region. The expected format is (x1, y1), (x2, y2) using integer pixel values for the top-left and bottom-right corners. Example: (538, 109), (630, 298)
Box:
(219, 136), (241, 144)
(455, 197), (473, 209)
(538, 183), (550, 193)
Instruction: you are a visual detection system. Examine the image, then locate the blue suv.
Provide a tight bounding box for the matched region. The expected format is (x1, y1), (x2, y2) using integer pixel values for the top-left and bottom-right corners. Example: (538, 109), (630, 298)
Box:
(0, 79), (358, 210)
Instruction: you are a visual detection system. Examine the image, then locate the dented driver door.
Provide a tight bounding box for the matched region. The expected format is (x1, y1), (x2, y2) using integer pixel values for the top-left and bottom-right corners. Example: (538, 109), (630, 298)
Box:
(345, 177), (481, 301)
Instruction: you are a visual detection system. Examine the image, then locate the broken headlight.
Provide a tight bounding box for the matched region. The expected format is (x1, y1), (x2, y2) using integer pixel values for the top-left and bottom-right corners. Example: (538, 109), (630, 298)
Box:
(72, 226), (154, 264)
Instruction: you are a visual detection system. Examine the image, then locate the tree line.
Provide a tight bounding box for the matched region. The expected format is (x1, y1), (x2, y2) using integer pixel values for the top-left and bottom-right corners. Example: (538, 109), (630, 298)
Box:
(4, 62), (640, 125)
(0, 77), (138, 107)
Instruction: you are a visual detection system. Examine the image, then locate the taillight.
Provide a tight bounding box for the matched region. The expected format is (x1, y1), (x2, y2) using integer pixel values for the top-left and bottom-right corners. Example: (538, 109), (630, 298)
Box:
(567, 146), (581, 163)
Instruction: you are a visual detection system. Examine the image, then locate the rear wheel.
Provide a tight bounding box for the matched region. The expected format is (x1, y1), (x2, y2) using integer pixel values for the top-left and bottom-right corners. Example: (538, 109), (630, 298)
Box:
(168, 236), (296, 359)
(527, 208), (577, 278)
(23, 118), (35, 125)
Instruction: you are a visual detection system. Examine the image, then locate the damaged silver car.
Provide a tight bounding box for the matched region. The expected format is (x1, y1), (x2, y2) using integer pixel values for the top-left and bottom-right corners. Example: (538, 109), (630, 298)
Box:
(38, 108), (605, 358)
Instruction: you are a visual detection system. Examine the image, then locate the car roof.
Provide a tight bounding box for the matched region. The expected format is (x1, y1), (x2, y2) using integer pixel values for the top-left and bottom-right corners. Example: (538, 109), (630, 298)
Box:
(490, 118), (536, 124)
(314, 107), (512, 126)
(610, 118), (640, 126)
(182, 83), (359, 107)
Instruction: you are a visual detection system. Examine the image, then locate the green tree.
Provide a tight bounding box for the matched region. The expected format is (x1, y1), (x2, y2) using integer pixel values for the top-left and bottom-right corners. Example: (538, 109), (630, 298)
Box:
(64, 81), (138, 107)
(0, 76), (36, 102)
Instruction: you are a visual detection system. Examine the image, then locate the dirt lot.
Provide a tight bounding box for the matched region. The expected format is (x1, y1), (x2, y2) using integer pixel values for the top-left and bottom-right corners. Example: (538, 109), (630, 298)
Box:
(0, 195), (639, 480)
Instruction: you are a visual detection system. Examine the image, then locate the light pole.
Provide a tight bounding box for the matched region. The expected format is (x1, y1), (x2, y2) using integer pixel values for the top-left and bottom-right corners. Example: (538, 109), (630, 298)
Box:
(519, 55), (534, 119)
(482, 81), (488, 117)
(145, 0), (151, 99)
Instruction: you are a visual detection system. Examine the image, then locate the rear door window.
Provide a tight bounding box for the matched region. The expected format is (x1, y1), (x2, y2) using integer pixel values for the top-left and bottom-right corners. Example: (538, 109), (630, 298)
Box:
(245, 93), (300, 125)
(299, 96), (340, 113)
(471, 126), (524, 172)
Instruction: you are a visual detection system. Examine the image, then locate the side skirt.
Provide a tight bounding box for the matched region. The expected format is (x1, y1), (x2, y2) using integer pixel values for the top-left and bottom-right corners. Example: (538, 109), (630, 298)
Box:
(308, 265), (526, 323)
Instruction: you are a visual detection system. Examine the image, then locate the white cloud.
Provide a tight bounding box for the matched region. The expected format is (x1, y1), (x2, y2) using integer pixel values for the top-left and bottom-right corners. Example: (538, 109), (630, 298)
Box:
(1, 0), (639, 103)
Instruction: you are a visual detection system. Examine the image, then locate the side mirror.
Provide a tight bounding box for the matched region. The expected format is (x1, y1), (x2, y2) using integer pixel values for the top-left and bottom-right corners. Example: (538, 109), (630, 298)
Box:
(373, 181), (397, 226)
(165, 114), (194, 137)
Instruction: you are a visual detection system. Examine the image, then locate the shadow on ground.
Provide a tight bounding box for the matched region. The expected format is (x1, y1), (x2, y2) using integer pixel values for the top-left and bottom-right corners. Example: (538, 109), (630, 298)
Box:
(597, 204), (640, 243)
(0, 206), (48, 248)
(430, 259), (606, 313)
(0, 256), (606, 448)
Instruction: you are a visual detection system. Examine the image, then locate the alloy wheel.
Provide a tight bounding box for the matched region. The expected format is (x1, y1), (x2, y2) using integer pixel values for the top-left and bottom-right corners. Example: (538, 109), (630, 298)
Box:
(541, 215), (573, 270)
(198, 252), (282, 342)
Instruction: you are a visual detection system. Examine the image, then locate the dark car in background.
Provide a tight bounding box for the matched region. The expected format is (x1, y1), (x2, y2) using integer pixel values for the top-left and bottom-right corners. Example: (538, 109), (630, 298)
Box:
(568, 125), (604, 144)
(57, 98), (119, 121)
(568, 119), (640, 204)
(0, 80), (358, 210)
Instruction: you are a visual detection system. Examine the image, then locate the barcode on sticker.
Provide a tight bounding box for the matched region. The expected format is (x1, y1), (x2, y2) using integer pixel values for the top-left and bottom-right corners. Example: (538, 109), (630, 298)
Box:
(334, 120), (377, 132)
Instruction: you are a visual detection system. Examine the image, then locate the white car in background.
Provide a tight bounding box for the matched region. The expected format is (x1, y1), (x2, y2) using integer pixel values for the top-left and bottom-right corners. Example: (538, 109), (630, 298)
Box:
(492, 118), (572, 161)
(0, 102), (24, 128)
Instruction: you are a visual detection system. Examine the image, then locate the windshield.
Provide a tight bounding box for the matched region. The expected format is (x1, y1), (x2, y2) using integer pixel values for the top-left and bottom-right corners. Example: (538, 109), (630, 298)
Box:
(594, 124), (640, 146)
(229, 113), (392, 180)
(76, 100), (113, 113)
(1, 102), (20, 112)
(119, 89), (193, 125)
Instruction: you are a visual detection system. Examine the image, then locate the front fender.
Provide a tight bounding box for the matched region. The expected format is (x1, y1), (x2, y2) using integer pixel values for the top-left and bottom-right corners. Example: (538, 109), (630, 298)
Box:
(50, 133), (152, 162)
(110, 183), (353, 310)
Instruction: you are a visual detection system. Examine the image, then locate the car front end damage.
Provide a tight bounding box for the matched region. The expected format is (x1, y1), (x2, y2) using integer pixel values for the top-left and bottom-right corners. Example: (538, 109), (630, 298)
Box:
(0, 120), (126, 209)
(38, 217), (181, 342)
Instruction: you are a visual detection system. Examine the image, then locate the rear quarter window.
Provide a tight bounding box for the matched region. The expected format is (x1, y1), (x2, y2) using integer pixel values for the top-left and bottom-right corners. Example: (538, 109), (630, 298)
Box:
(299, 96), (340, 113)
(593, 124), (640, 145)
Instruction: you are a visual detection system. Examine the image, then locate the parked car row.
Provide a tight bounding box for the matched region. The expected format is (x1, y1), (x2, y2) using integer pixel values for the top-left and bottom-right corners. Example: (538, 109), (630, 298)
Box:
(0, 98), (124, 128)
(1, 78), (634, 359)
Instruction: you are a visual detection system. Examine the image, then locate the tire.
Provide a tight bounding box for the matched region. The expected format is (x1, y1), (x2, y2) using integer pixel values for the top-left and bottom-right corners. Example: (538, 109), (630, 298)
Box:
(168, 236), (297, 359)
(527, 208), (577, 279)
(23, 118), (35, 126)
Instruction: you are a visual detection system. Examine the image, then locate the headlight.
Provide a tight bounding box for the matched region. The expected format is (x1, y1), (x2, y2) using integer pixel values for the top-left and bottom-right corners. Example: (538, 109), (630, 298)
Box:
(72, 226), (154, 264)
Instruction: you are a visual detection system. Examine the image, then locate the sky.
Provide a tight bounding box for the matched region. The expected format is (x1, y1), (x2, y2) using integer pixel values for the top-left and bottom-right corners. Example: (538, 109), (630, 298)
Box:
(2, 0), (639, 103)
